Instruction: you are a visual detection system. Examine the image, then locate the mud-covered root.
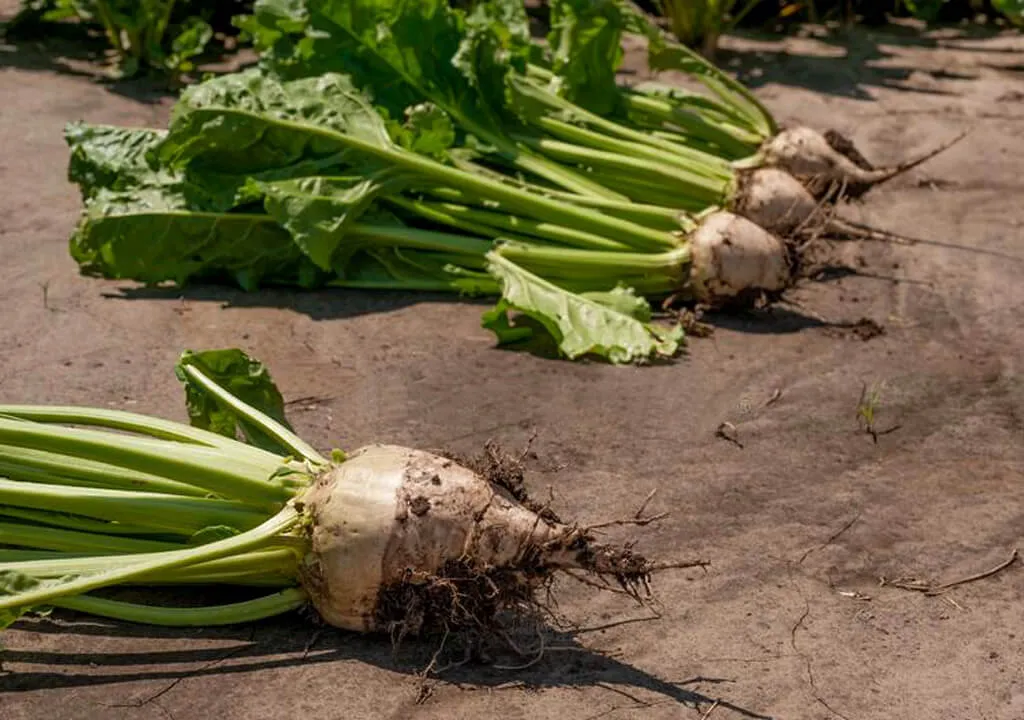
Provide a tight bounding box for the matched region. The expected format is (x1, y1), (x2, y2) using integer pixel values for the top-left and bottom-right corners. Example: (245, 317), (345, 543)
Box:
(823, 129), (875, 171)
(688, 210), (793, 307)
(296, 444), (657, 639)
(761, 126), (970, 199)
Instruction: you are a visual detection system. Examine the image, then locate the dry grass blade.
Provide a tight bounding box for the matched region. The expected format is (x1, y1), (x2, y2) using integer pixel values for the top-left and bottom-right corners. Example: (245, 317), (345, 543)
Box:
(880, 548), (1019, 596)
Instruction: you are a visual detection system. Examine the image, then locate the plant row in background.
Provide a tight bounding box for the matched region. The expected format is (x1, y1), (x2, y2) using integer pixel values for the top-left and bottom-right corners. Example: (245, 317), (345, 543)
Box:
(643, 0), (1023, 57)
(4, 1), (1021, 81)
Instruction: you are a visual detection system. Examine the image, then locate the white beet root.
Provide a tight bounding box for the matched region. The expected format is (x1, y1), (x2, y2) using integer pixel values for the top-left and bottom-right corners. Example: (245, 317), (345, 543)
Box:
(732, 167), (931, 246)
(761, 127), (867, 185)
(732, 167), (820, 235)
(297, 444), (593, 633)
(761, 126), (968, 195)
(688, 211), (791, 305)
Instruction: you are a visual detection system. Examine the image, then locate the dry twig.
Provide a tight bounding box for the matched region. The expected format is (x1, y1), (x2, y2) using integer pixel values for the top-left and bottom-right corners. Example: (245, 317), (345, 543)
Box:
(880, 548), (1018, 596)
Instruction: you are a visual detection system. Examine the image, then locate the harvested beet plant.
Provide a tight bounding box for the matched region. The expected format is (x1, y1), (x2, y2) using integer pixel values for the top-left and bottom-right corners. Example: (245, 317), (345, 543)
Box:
(0, 350), (668, 637)
(64, 1), (961, 364)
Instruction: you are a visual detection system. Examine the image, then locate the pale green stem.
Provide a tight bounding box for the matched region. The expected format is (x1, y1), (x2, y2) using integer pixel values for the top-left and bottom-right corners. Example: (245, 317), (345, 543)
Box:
(0, 405), (288, 464)
(0, 521), (179, 554)
(53, 588), (308, 626)
(0, 506), (301, 613)
(180, 366), (327, 467)
(0, 417), (293, 507)
(415, 202), (644, 252)
(0, 505), (183, 538)
(4, 547), (300, 582)
(0, 444), (212, 497)
(0, 479), (269, 534)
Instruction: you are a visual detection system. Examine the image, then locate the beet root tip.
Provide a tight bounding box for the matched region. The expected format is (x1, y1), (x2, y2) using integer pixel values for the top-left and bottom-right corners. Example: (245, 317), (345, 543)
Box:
(762, 126), (971, 199)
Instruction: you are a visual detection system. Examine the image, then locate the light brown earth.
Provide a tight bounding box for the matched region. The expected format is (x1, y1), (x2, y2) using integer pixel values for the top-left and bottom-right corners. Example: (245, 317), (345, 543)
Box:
(1, 9), (1023, 720)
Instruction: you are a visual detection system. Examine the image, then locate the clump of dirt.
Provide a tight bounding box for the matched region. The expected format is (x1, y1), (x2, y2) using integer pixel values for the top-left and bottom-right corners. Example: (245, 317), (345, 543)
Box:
(824, 129), (876, 171)
(824, 317), (886, 341)
(374, 559), (548, 646)
(374, 533), (656, 642)
(440, 440), (562, 525)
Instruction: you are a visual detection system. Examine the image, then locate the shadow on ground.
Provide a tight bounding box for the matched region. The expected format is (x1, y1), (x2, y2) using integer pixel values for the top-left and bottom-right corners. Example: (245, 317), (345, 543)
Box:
(712, 22), (1019, 100)
(103, 279), (888, 362)
(0, 18), (253, 104)
(102, 284), (481, 324)
(1, 613), (774, 719)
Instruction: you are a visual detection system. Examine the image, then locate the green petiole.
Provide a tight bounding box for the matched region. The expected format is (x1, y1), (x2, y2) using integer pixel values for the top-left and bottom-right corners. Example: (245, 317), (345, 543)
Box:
(168, 109), (676, 253)
(0, 444), (210, 497)
(4, 547), (301, 583)
(0, 520), (181, 554)
(52, 588), (309, 626)
(511, 134), (730, 207)
(0, 479), (271, 534)
(408, 201), (642, 253)
(0, 416), (293, 507)
(529, 114), (733, 181)
(0, 505), (185, 538)
(0, 505), (302, 613)
(496, 242), (691, 283)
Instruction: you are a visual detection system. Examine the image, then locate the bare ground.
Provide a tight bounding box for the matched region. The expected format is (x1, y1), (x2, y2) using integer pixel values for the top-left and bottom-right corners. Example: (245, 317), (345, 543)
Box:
(1, 12), (1023, 720)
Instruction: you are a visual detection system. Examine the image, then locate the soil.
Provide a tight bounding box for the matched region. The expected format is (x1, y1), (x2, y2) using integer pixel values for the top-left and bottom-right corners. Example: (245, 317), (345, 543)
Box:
(2, 9), (1024, 720)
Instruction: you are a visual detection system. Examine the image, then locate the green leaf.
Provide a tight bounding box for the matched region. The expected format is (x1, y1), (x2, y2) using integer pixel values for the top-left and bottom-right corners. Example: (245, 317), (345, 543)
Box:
(392, 103), (456, 161)
(619, 1), (775, 138)
(480, 300), (535, 345)
(991, 0), (1024, 23)
(65, 115), (389, 218)
(64, 121), (270, 214)
(0, 570), (61, 631)
(580, 285), (653, 322)
(190, 152), (357, 213)
(233, 0), (321, 78)
(259, 170), (410, 270)
(235, 0), (309, 43)
(69, 188), (322, 291)
(165, 16), (214, 72)
(547, 0), (625, 114)
(44, 1), (89, 24)
(483, 252), (682, 364)
(170, 16), (212, 59)
(175, 349), (294, 453)
(241, 0), (525, 145)
(65, 122), (170, 199)
(158, 69), (393, 172)
(451, 0), (531, 120)
(902, 0), (949, 21)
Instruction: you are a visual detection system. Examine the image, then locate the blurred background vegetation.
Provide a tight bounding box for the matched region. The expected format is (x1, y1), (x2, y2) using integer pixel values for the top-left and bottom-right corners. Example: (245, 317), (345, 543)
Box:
(637, 0), (1022, 57)
(1, 1), (253, 81)
(2, 0), (1020, 83)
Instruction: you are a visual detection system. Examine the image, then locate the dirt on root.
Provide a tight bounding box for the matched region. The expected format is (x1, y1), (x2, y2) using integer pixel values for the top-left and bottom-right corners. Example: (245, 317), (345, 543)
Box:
(2, 8), (1024, 720)
(823, 128), (877, 171)
(374, 441), (659, 659)
(438, 439), (563, 524)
